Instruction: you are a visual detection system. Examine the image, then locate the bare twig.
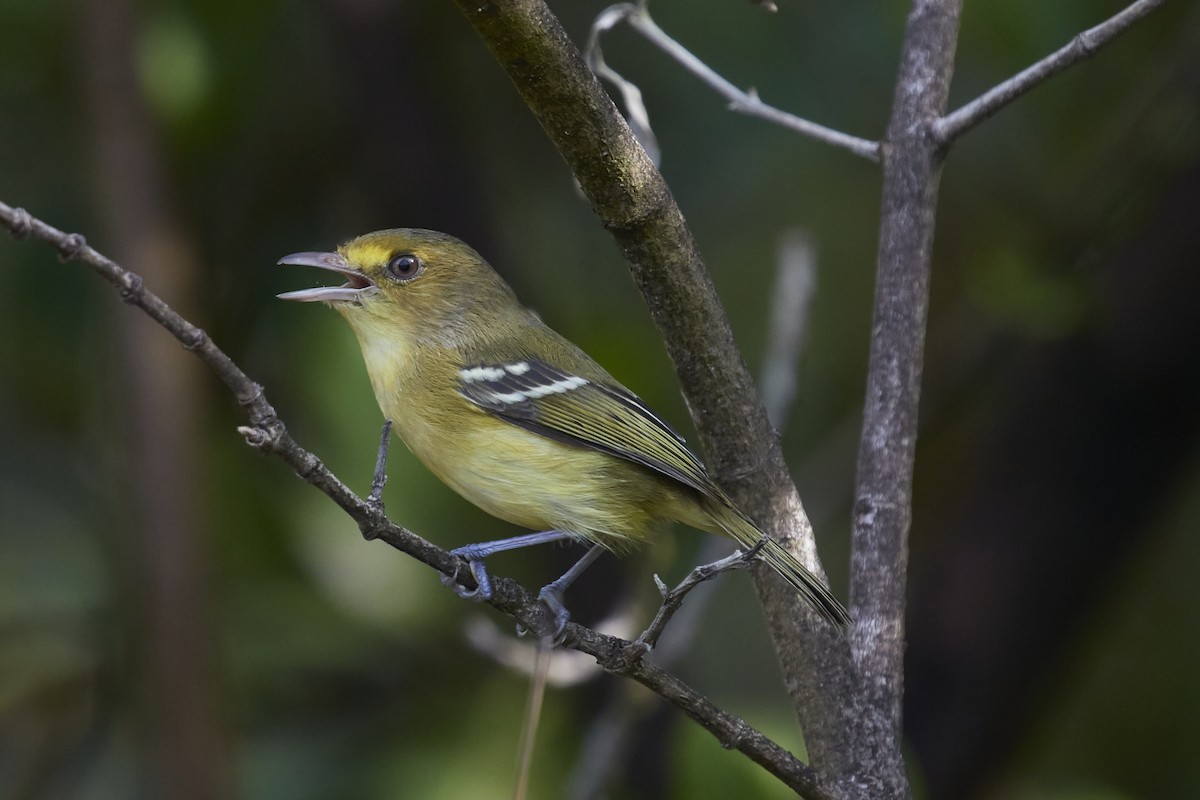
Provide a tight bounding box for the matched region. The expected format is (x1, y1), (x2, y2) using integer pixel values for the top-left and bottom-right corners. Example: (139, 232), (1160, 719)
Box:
(587, 3), (881, 162)
(0, 201), (839, 800)
(934, 0), (1168, 144)
(636, 544), (762, 650)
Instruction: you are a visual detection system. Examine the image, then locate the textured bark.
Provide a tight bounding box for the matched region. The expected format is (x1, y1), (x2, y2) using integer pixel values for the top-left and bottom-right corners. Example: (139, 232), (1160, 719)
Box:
(451, 0), (861, 784)
(845, 2), (961, 795)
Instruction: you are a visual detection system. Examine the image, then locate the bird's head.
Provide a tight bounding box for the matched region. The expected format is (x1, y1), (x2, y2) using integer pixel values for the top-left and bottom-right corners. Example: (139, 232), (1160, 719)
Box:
(278, 228), (519, 343)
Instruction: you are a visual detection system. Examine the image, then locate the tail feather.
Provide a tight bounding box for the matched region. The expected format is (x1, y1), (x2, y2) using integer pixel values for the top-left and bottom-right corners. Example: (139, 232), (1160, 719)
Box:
(757, 536), (852, 628)
(705, 499), (852, 628)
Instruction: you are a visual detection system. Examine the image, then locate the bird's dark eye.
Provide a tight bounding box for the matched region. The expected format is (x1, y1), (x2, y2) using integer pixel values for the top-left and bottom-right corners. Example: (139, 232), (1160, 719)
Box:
(384, 254), (424, 281)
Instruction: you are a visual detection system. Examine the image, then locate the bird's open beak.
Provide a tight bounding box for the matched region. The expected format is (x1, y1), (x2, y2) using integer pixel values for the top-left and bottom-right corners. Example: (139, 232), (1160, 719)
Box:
(276, 251), (376, 304)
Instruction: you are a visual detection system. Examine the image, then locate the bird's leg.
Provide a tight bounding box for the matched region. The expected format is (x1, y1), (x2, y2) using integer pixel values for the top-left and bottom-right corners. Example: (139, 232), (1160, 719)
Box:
(537, 545), (604, 642)
(366, 420), (393, 508)
(443, 530), (574, 600)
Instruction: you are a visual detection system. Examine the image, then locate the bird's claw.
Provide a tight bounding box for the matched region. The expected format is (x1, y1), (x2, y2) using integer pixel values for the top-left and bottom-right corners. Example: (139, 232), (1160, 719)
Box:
(441, 551), (494, 601)
(537, 583), (572, 645)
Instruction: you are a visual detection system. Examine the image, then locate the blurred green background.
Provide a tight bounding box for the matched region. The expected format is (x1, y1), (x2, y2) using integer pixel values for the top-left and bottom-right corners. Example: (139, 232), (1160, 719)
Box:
(2, 0), (1198, 798)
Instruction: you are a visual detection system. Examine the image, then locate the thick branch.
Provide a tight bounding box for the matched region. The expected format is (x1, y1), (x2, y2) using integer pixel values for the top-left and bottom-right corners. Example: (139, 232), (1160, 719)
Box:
(0, 200), (836, 800)
(840, 0), (962, 795)
(452, 0), (856, 778)
(452, 0), (770, 481)
(934, 0), (1167, 144)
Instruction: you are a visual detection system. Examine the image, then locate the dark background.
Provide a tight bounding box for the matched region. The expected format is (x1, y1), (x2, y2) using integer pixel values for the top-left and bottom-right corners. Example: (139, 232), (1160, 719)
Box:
(2, 1), (1198, 798)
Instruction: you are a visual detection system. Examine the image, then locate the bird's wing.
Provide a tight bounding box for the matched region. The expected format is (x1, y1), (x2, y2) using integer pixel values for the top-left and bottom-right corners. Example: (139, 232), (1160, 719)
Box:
(458, 358), (715, 496)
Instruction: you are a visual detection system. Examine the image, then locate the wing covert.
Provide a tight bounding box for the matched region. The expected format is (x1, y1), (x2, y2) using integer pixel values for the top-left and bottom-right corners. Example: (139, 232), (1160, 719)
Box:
(458, 358), (714, 495)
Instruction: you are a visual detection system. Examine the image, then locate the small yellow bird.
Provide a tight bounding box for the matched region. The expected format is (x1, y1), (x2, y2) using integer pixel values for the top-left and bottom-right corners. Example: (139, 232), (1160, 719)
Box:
(278, 229), (849, 630)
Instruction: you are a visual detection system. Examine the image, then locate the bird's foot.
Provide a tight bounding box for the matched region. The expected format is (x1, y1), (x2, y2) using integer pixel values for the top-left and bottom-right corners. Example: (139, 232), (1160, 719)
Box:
(536, 582), (572, 644)
(441, 545), (494, 601)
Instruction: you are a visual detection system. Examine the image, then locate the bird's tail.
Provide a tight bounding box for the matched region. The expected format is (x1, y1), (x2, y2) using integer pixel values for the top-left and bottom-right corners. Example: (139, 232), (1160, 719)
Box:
(703, 498), (852, 628)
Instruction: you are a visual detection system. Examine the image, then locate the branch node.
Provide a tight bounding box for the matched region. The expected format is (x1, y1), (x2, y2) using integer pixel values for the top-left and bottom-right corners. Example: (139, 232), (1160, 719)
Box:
(119, 273), (144, 303)
(720, 727), (744, 750)
(237, 382), (266, 408)
(296, 450), (325, 481)
(603, 640), (651, 674)
(237, 419), (286, 453)
(357, 507), (395, 542)
(56, 233), (87, 263)
(1073, 29), (1099, 58)
(237, 425), (269, 448)
(9, 207), (32, 239)
(183, 328), (209, 351)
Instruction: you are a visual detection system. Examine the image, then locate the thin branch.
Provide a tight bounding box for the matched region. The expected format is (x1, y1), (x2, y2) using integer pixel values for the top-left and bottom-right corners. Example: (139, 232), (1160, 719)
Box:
(934, 0), (1168, 144)
(635, 544), (762, 650)
(589, 3), (881, 162)
(0, 200), (839, 800)
(0, 203), (473, 591)
(561, 538), (747, 796)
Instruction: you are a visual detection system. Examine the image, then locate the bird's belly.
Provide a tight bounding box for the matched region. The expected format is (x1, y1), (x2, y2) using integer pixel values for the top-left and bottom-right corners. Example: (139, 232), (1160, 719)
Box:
(404, 414), (662, 550)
